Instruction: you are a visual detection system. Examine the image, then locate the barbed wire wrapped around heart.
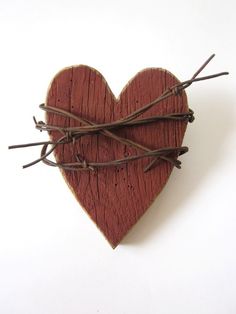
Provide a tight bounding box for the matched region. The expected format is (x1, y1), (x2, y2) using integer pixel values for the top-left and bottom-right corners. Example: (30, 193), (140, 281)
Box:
(9, 54), (228, 172)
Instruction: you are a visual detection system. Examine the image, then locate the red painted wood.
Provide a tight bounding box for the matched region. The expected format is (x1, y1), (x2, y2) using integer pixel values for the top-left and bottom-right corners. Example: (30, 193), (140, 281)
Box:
(46, 66), (188, 248)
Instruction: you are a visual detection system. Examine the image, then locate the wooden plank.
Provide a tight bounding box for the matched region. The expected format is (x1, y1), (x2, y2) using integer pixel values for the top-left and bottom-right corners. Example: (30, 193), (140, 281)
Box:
(46, 66), (188, 248)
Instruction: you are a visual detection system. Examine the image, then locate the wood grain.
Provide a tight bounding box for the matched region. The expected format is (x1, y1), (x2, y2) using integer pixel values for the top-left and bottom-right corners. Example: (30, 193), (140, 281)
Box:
(46, 65), (188, 248)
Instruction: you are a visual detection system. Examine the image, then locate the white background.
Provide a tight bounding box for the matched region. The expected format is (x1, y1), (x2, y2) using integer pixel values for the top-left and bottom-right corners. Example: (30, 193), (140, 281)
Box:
(0, 0), (236, 313)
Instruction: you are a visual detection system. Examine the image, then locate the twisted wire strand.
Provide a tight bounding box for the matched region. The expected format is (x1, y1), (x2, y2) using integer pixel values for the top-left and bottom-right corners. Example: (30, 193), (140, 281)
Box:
(8, 54), (229, 172)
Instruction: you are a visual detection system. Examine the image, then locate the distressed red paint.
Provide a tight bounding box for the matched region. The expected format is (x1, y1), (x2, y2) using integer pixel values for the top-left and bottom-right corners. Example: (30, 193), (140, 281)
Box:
(46, 66), (188, 248)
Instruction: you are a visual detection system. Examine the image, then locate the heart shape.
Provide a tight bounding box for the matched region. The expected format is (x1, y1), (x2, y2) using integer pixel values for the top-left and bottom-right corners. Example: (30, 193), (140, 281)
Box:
(46, 65), (188, 247)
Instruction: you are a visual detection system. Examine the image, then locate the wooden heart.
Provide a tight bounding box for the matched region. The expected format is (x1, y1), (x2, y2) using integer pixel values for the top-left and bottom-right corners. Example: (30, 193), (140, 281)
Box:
(46, 65), (188, 248)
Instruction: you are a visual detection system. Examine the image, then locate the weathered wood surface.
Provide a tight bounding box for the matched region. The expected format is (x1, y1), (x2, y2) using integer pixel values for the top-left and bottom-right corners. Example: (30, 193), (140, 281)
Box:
(46, 66), (188, 248)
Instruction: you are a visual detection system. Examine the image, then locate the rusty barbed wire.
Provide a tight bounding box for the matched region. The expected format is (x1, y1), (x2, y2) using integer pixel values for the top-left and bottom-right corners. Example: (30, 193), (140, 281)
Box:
(9, 54), (229, 172)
